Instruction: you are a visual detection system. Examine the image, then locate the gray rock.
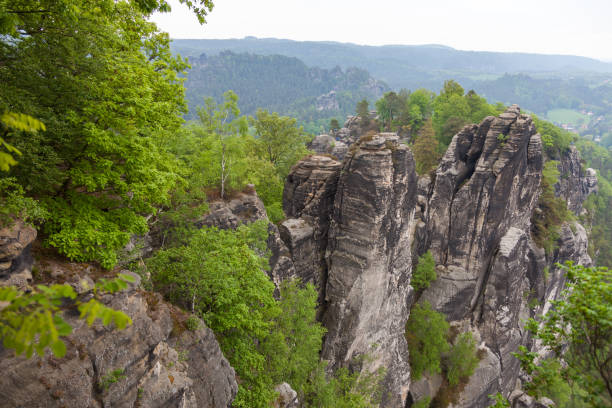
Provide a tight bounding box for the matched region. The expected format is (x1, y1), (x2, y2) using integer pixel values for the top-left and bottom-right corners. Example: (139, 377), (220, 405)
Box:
(322, 132), (417, 407)
(200, 188), (268, 230)
(273, 382), (299, 408)
(0, 280), (237, 408)
(555, 146), (598, 214)
(0, 221), (36, 290)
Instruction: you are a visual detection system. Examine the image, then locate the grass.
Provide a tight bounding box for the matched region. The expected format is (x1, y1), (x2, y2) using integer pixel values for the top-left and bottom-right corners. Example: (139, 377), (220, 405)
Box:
(546, 109), (590, 127)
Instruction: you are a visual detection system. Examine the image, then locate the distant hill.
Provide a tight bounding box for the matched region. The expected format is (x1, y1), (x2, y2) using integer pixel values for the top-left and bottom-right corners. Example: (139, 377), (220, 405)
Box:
(183, 51), (388, 131)
(172, 37), (612, 91)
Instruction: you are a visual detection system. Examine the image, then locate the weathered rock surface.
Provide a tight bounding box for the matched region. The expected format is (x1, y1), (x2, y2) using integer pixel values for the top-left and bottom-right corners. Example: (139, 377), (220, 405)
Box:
(411, 106), (595, 405)
(200, 187), (267, 229)
(281, 155), (341, 295)
(0, 221), (36, 289)
(273, 382), (299, 408)
(0, 272), (237, 408)
(321, 133), (417, 406)
(308, 134), (349, 160)
(423, 105), (543, 320)
(555, 146), (598, 214)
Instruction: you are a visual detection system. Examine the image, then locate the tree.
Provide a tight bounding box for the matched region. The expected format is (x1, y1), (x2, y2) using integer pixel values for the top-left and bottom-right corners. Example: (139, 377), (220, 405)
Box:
(405, 301), (450, 380)
(517, 262), (612, 407)
(330, 118), (340, 132)
(412, 119), (439, 175)
(445, 332), (479, 387)
(250, 109), (310, 179)
(412, 250), (437, 291)
(376, 91), (403, 131)
(0, 0), (202, 268)
(197, 91), (248, 199)
(356, 99), (370, 125)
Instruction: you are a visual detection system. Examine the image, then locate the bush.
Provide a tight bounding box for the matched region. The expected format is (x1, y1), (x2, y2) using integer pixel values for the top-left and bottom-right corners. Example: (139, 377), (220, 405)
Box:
(444, 332), (479, 386)
(405, 302), (450, 380)
(412, 251), (437, 291)
(0, 177), (47, 227)
(185, 315), (200, 331)
(531, 160), (573, 254)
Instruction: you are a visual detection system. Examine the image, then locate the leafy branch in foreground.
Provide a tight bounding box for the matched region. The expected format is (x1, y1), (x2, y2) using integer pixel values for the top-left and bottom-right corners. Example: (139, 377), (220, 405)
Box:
(515, 262), (611, 407)
(0, 273), (134, 358)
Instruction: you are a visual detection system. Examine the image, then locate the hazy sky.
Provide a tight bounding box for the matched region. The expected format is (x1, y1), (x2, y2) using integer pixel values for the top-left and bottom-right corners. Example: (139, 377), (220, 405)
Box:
(150, 0), (612, 61)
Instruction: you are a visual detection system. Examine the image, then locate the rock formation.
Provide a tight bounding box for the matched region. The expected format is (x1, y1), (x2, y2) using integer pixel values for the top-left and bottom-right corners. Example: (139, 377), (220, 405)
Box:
(279, 106), (595, 407)
(0, 221), (37, 289)
(0, 228), (237, 408)
(0, 106), (598, 408)
(322, 133), (417, 406)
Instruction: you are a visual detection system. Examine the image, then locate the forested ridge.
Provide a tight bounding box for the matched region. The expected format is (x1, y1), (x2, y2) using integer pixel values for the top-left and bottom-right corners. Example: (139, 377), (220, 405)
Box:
(183, 51), (388, 133)
(0, 1), (610, 408)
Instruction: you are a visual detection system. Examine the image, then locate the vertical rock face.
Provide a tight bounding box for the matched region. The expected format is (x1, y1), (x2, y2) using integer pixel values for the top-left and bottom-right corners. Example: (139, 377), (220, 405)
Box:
(321, 134), (417, 406)
(555, 146), (598, 214)
(414, 106), (595, 406)
(281, 156), (341, 294)
(0, 221), (37, 289)
(423, 105), (543, 321)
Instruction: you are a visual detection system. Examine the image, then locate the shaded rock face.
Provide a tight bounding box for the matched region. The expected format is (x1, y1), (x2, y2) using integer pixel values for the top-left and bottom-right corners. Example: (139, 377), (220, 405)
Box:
(0, 274), (237, 408)
(281, 155), (341, 296)
(282, 136), (417, 406)
(418, 106), (547, 405)
(322, 134), (417, 407)
(412, 106), (595, 406)
(555, 146), (598, 214)
(0, 221), (36, 289)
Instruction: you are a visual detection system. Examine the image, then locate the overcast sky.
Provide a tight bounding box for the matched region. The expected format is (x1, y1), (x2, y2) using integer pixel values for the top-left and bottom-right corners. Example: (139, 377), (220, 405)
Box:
(150, 0), (612, 61)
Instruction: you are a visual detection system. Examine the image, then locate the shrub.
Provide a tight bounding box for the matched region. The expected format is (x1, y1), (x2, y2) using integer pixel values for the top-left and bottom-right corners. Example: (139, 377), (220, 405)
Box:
(185, 315), (200, 331)
(405, 302), (450, 380)
(444, 332), (479, 386)
(99, 368), (126, 391)
(412, 251), (437, 291)
(0, 177), (47, 227)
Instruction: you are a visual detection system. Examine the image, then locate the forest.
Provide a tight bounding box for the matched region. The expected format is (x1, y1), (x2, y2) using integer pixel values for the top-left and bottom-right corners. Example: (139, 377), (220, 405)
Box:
(0, 1), (610, 408)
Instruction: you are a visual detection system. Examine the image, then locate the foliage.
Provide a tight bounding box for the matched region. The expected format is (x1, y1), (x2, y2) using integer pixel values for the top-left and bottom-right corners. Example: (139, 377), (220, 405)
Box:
(444, 332), (479, 387)
(432, 81), (500, 149)
(263, 279), (326, 401)
(412, 121), (440, 176)
(531, 160), (573, 254)
(516, 263), (612, 407)
(185, 315), (200, 331)
(305, 362), (386, 408)
(250, 109), (311, 179)
(1, 0), (190, 268)
(182, 51), (387, 128)
(488, 393), (510, 408)
(405, 301), (450, 380)
(356, 99), (370, 125)
(0, 274), (134, 358)
(575, 138), (612, 267)
(412, 250), (437, 291)
(99, 368), (127, 391)
(413, 396), (432, 408)
(533, 116), (574, 158)
(0, 178), (47, 228)
(0, 112), (46, 171)
(148, 220), (277, 407)
(330, 118), (340, 131)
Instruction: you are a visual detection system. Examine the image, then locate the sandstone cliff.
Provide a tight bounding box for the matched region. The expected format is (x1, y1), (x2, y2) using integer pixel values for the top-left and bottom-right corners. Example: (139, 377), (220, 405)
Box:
(0, 224), (237, 408)
(279, 106), (595, 407)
